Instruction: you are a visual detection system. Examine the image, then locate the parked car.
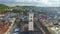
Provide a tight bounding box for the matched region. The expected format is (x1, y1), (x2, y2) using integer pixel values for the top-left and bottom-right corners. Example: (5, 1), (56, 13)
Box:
(13, 28), (20, 34)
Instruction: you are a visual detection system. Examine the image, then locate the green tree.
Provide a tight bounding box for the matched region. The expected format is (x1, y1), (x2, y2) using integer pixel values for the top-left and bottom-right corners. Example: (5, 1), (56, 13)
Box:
(23, 11), (27, 16)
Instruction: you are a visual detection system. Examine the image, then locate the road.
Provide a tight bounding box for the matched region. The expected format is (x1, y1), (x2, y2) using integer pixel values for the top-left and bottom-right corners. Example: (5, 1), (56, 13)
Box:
(35, 21), (46, 34)
(11, 19), (20, 34)
(39, 21), (51, 34)
(19, 20), (43, 34)
(34, 23), (44, 34)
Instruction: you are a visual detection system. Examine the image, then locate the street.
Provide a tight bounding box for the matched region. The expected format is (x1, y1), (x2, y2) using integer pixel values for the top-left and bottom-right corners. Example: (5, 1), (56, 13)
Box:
(39, 21), (51, 34)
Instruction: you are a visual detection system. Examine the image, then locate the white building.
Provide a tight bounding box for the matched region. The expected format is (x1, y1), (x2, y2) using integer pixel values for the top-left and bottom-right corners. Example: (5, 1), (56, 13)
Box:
(28, 12), (34, 31)
(51, 27), (60, 34)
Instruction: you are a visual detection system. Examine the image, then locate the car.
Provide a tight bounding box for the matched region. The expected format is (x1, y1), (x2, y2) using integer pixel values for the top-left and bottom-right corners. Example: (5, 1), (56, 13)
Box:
(13, 32), (19, 34)
(13, 28), (20, 34)
(14, 28), (20, 32)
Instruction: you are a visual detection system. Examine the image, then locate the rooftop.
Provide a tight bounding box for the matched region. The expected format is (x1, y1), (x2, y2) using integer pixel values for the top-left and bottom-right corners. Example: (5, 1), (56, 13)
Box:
(51, 27), (60, 34)
(47, 25), (60, 34)
(0, 20), (12, 34)
(0, 12), (16, 34)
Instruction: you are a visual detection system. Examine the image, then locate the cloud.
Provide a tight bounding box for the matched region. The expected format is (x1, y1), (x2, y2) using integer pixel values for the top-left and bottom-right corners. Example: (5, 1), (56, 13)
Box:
(0, 0), (60, 7)
(46, 0), (60, 7)
(14, 0), (27, 2)
(14, 0), (40, 2)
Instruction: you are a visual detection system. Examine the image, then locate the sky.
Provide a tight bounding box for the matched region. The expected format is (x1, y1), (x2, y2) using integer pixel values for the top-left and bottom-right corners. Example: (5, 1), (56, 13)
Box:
(0, 0), (60, 7)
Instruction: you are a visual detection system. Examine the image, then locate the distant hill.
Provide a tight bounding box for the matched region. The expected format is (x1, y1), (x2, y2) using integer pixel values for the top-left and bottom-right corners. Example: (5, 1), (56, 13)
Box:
(0, 4), (9, 9)
(0, 4), (10, 12)
(0, 4), (60, 13)
(15, 6), (35, 8)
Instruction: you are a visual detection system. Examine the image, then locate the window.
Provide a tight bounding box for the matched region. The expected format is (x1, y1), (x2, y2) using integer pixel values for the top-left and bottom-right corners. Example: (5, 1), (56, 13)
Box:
(29, 20), (32, 22)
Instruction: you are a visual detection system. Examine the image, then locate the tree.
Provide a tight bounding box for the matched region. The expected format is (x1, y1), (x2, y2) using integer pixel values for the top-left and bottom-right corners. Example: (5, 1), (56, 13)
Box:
(0, 4), (9, 9)
(11, 9), (20, 13)
(22, 11), (27, 16)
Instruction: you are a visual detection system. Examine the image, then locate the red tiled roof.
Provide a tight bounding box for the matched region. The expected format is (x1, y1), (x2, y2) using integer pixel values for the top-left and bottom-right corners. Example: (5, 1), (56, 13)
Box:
(0, 11), (11, 14)
(1, 20), (6, 22)
(0, 18), (13, 33)
(0, 23), (12, 33)
(0, 24), (3, 26)
(1, 27), (8, 33)
(7, 23), (11, 26)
